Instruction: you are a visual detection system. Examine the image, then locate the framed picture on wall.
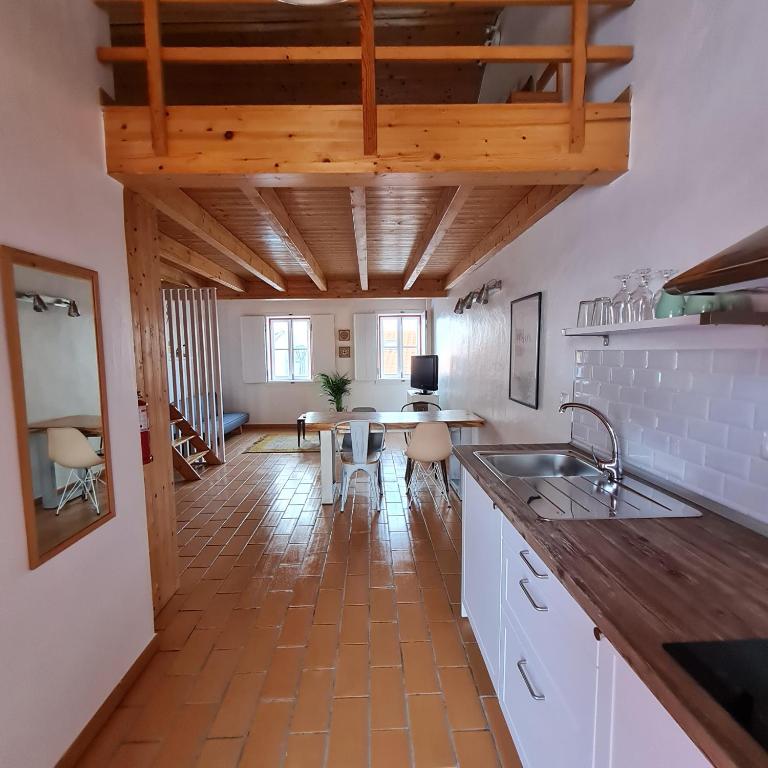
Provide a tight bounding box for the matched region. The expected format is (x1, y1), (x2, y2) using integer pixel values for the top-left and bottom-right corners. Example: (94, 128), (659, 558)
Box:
(509, 292), (542, 409)
(338, 345), (351, 358)
(338, 329), (351, 342)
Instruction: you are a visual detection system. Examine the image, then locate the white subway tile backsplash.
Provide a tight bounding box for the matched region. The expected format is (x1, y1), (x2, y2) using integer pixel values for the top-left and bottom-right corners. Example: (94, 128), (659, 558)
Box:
(658, 369), (693, 392)
(676, 350), (713, 373)
(690, 372), (732, 398)
(647, 350), (678, 370)
(708, 398), (755, 429)
(687, 419), (727, 447)
(748, 457), (768, 488)
(574, 347), (768, 524)
(732, 376), (768, 404)
(635, 369), (662, 389)
(712, 349), (758, 375)
(671, 391), (709, 419)
(610, 367), (635, 386)
(622, 350), (648, 368)
(704, 447), (750, 479)
(643, 389), (674, 412)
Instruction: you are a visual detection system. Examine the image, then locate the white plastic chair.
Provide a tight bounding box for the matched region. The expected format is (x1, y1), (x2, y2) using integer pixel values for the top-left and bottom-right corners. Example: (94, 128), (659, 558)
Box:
(405, 422), (453, 505)
(47, 427), (105, 515)
(335, 420), (386, 512)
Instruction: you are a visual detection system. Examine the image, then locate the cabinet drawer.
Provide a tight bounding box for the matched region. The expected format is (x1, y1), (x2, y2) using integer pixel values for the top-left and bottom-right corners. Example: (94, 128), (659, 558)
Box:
(501, 611), (596, 768)
(501, 519), (597, 709)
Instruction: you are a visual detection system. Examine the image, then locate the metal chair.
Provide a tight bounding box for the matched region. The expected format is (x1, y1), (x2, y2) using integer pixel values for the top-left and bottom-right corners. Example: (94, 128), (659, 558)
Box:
(400, 401), (442, 413)
(405, 421), (453, 506)
(47, 427), (105, 515)
(335, 419), (386, 511)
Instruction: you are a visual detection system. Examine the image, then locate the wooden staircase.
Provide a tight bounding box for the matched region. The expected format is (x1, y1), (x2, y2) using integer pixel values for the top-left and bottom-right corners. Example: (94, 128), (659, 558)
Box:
(170, 403), (222, 481)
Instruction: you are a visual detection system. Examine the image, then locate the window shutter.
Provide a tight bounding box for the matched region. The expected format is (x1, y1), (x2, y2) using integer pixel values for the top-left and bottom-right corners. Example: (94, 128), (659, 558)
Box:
(353, 313), (377, 381)
(310, 314), (335, 376)
(240, 315), (267, 383)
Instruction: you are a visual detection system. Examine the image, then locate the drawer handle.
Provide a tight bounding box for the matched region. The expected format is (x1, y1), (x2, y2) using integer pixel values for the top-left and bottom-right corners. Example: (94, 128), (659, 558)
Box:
(519, 550), (548, 579)
(519, 578), (548, 612)
(517, 659), (545, 701)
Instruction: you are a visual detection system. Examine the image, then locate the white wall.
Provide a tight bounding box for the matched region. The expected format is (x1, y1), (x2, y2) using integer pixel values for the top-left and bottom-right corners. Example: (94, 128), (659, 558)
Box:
(0, 2), (155, 766)
(433, 1), (768, 521)
(218, 297), (430, 421)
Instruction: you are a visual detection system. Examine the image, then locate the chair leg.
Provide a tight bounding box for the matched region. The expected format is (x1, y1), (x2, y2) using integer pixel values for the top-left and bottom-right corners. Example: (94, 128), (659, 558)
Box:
(297, 418), (302, 448)
(405, 458), (413, 486)
(56, 469), (79, 515)
(340, 467), (350, 512)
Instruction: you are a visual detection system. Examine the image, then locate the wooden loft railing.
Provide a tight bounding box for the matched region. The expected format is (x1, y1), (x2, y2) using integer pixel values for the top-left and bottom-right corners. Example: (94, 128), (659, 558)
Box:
(96, 0), (634, 161)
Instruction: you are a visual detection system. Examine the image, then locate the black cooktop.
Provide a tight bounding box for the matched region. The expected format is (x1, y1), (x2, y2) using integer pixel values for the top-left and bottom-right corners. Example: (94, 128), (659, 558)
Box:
(664, 638), (768, 753)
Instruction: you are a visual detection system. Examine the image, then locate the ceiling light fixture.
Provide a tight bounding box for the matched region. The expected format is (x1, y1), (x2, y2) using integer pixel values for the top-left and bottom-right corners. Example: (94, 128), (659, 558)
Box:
(68, 300), (80, 318)
(32, 294), (48, 313)
(453, 297), (466, 315)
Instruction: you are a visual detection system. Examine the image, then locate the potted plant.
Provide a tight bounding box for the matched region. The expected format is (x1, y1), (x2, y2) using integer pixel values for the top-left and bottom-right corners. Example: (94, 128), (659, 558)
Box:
(316, 371), (352, 412)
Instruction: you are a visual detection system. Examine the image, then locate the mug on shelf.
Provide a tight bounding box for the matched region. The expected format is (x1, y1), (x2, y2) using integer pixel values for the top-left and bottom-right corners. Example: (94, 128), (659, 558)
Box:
(654, 290), (686, 318)
(684, 293), (722, 315)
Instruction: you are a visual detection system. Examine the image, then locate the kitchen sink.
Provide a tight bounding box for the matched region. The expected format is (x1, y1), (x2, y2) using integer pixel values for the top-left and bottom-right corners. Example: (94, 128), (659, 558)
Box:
(474, 449), (703, 521)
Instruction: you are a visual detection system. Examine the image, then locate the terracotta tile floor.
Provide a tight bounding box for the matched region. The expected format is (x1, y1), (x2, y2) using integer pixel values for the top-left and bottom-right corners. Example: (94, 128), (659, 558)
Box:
(78, 430), (522, 768)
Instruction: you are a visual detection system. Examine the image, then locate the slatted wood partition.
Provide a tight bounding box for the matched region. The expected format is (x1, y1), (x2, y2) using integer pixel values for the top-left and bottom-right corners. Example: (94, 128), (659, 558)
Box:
(124, 189), (178, 614)
(163, 287), (226, 463)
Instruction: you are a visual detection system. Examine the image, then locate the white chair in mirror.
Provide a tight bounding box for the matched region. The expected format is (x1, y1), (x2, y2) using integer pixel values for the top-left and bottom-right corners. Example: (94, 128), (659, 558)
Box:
(335, 420), (386, 511)
(47, 427), (105, 515)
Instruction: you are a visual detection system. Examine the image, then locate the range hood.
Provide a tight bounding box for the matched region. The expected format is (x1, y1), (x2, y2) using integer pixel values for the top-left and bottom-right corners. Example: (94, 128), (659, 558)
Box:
(664, 225), (768, 294)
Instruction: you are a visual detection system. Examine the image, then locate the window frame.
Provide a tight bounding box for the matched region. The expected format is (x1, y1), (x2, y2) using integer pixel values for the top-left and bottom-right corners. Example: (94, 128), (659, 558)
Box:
(266, 315), (312, 382)
(376, 312), (425, 381)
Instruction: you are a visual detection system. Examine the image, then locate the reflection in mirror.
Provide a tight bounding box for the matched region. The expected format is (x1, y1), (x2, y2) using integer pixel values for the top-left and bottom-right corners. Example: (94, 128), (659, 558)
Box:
(1, 247), (114, 567)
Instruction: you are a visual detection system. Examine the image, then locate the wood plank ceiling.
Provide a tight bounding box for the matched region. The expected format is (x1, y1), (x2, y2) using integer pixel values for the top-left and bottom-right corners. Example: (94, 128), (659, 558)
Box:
(97, 1), (632, 298)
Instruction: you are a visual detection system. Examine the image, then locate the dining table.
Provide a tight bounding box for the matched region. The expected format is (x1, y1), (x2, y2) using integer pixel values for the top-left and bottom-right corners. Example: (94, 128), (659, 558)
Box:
(301, 409), (485, 504)
(28, 414), (103, 508)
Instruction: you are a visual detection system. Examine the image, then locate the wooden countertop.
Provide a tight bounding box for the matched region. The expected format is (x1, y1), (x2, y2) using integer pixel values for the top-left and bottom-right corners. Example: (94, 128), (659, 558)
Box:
(454, 443), (768, 768)
(302, 409), (484, 431)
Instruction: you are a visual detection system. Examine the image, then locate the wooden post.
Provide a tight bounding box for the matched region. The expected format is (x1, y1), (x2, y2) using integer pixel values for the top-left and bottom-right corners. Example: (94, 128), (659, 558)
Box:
(143, 0), (168, 155)
(570, 0), (588, 152)
(124, 189), (178, 615)
(360, 0), (377, 155)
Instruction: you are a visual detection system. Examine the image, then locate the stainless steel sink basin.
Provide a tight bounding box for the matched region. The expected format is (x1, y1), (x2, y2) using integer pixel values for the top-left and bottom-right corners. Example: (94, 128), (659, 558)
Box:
(477, 451), (600, 480)
(474, 450), (702, 521)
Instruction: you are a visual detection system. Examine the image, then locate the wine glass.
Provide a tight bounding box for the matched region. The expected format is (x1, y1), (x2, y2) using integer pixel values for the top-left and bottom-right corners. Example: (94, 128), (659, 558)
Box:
(652, 269), (677, 307)
(610, 275), (632, 324)
(629, 268), (653, 322)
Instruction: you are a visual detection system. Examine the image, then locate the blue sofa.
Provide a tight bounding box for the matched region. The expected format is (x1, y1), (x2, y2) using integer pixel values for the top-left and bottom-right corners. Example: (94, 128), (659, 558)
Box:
(223, 410), (249, 436)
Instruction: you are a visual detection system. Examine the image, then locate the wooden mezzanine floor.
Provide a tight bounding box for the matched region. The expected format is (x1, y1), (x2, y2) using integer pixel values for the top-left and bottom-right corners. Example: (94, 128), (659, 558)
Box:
(77, 431), (522, 768)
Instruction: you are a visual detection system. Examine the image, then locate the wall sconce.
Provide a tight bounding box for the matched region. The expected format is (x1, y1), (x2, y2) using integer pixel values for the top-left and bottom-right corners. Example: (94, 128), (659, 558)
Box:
(16, 292), (81, 317)
(452, 280), (502, 314)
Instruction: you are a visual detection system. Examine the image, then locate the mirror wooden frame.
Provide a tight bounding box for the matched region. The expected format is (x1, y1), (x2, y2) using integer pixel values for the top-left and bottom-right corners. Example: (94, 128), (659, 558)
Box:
(1, 245), (116, 568)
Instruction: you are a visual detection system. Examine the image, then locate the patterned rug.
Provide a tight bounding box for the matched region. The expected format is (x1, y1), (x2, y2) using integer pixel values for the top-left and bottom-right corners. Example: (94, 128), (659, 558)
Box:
(244, 431), (320, 453)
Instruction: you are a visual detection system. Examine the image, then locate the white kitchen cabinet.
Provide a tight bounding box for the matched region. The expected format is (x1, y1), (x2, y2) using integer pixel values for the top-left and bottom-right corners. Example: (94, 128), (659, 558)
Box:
(461, 467), (502, 684)
(461, 470), (714, 768)
(594, 638), (712, 768)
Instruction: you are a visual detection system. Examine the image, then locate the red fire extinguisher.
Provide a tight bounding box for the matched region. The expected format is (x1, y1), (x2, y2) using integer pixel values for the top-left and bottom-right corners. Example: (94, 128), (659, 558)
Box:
(138, 391), (153, 465)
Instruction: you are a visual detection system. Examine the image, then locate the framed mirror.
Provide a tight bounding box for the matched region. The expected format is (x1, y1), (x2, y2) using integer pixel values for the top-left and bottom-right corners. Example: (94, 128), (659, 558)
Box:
(1, 246), (115, 568)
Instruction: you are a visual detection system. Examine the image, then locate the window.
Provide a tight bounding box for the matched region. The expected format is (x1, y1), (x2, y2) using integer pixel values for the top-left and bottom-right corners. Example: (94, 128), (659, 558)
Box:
(378, 313), (423, 380)
(267, 316), (311, 381)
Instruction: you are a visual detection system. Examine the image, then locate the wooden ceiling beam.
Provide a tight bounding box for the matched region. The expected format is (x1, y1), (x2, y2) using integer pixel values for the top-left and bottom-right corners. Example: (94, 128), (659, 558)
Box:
(360, 0), (377, 155)
(135, 185), (285, 290)
(157, 233), (245, 292)
(238, 186), (327, 291)
(97, 44), (632, 65)
(349, 187), (368, 291)
(218, 276), (447, 300)
(403, 186), (472, 290)
(570, 0), (589, 152)
(159, 262), (202, 288)
(444, 184), (579, 289)
(142, 0), (167, 155)
(103, 103), (631, 183)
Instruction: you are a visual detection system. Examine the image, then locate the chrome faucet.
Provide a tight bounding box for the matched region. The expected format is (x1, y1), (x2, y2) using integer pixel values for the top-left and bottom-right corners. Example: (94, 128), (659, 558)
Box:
(558, 402), (623, 483)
